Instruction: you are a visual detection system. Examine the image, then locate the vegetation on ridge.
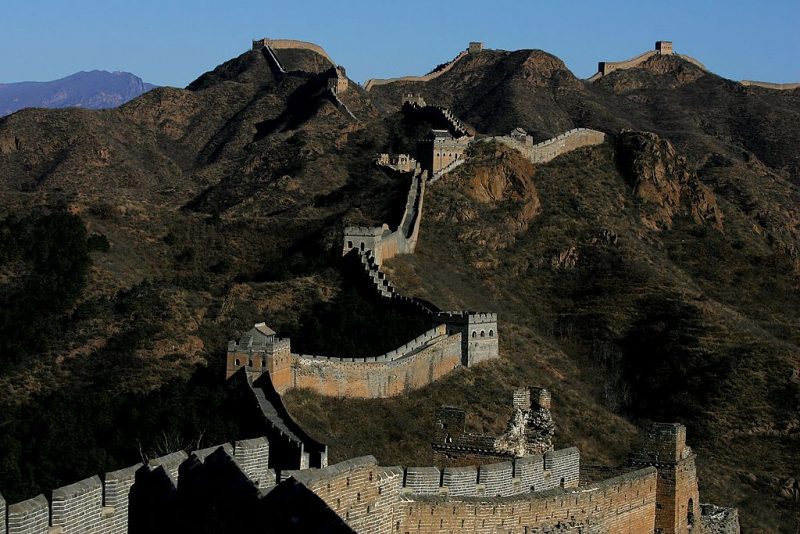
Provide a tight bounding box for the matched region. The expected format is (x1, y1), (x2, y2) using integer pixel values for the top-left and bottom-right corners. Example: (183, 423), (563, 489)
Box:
(0, 44), (797, 531)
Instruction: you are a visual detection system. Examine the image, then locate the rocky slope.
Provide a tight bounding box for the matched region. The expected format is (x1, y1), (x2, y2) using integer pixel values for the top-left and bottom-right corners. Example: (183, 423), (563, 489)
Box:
(0, 44), (798, 531)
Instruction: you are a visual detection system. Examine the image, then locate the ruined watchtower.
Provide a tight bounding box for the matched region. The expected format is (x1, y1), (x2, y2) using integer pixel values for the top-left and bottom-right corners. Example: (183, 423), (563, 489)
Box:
(628, 423), (700, 534)
(468, 42), (484, 54)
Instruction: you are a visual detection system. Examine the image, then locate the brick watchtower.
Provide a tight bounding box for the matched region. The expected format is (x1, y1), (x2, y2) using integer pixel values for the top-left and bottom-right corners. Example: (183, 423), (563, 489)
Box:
(226, 323), (293, 391)
(628, 423), (701, 533)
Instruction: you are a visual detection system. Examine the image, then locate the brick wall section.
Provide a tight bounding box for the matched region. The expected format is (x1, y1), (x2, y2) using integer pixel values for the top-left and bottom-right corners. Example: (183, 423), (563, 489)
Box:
(513, 454), (545, 492)
(6, 495), (48, 534)
(103, 463), (141, 534)
(364, 49), (469, 91)
(395, 467), (658, 534)
(629, 423), (701, 534)
(486, 128), (606, 166)
(404, 467), (441, 496)
(545, 447), (580, 488)
(148, 451), (189, 487)
(287, 456), (394, 534)
(0, 493), (5, 534)
(442, 467), (478, 497)
(290, 332), (462, 398)
(233, 437), (270, 488)
(50, 475), (103, 533)
(479, 461), (514, 496)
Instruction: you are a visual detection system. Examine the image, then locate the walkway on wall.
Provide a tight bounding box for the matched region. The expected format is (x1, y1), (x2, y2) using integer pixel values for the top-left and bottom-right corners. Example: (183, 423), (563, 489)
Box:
(263, 45), (287, 74)
(240, 371), (328, 470)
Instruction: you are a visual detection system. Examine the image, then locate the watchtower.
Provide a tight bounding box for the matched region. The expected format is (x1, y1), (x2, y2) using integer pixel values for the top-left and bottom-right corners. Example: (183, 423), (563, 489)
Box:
(226, 323), (293, 390)
(628, 423), (700, 534)
(327, 66), (349, 95)
(418, 130), (468, 174)
(468, 42), (483, 54)
(436, 311), (499, 366)
(655, 41), (674, 55)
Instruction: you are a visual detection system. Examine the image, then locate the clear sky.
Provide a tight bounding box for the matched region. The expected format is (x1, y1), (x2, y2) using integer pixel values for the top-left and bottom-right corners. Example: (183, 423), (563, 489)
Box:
(2, 0), (798, 87)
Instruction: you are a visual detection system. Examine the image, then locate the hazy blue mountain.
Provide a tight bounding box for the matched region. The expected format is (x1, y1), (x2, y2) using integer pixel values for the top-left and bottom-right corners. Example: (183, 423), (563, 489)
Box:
(0, 70), (155, 116)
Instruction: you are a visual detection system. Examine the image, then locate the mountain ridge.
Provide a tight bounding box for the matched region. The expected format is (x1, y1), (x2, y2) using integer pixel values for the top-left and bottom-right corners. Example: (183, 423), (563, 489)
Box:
(0, 40), (797, 531)
(0, 70), (156, 117)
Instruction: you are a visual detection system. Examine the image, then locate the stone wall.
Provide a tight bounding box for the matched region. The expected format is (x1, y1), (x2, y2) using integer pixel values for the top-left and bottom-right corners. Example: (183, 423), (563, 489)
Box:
(290, 329), (462, 398)
(629, 423), (701, 534)
(364, 49), (469, 91)
(0, 437), (273, 534)
(280, 454), (656, 534)
(396, 467), (657, 534)
(589, 41), (708, 80)
(741, 80), (800, 91)
(701, 504), (741, 534)
(252, 38), (335, 65)
(485, 128), (606, 165)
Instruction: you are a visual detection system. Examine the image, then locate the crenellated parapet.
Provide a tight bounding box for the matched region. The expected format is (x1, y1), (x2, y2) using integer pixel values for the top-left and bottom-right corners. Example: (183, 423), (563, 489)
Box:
(484, 127), (606, 165)
(252, 37), (335, 65)
(589, 40), (707, 81)
(363, 43), (479, 91)
(0, 437), (274, 534)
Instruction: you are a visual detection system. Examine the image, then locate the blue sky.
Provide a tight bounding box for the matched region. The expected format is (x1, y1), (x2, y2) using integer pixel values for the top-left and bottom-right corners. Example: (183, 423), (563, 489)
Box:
(1, 0), (798, 87)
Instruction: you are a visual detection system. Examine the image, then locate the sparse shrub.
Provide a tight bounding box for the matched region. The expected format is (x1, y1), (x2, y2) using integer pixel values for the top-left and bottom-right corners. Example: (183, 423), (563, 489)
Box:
(87, 233), (111, 252)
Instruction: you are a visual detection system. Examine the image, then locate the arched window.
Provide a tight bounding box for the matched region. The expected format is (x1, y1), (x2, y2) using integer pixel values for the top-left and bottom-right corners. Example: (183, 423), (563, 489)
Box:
(489, 329), (494, 337)
(360, 242), (365, 251)
(688, 498), (695, 525)
(347, 240), (353, 248)
(480, 330), (486, 337)
(234, 359), (241, 366)
(471, 331), (477, 338)
(262, 359), (267, 367)
(560, 477), (565, 488)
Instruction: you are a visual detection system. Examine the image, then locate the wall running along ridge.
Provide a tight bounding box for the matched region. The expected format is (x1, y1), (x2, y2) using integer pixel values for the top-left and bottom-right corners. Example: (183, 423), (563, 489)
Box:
(588, 43), (707, 81)
(282, 453), (659, 534)
(252, 38), (335, 65)
(740, 80), (800, 91)
(364, 50), (469, 91)
(484, 128), (606, 165)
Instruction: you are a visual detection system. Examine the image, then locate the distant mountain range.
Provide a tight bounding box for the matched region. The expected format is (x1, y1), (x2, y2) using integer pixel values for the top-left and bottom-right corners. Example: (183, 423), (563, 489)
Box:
(0, 70), (155, 116)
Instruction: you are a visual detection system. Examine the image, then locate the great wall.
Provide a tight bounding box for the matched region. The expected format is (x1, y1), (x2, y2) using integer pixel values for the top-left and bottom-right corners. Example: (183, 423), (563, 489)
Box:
(589, 41), (798, 90)
(0, 38), (752, 533)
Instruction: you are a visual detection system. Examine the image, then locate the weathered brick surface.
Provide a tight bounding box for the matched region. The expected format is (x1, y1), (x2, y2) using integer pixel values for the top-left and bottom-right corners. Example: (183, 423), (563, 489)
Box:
(514, 454), (545, 492)
(479, 462), (514, 496)
(442, 467), (478, 497)
(148, 451), (189, 487)
(289, 456), (397, 534)
(233, 437), (270, 488)
(629, 423), (701, 534)
(545, 447), (580, 488)
(395, 467), (658, 534)
(51, 476), (103, 533)
(103, 463), (141, 534)
(6, 495), (48, 534)
(405, 467), (441, 496)
(291, 333), (462, 398)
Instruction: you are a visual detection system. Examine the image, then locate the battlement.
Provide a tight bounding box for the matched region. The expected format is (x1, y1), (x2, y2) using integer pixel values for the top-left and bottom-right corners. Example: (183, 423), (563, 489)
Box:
(629, 422), (691, 465)
(364, 46), (471, 91)
(0, 436), (273, 534)
(590, 40), (708, 81)
(484, 127), (606, 165)
(251, 37), (335, 65)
